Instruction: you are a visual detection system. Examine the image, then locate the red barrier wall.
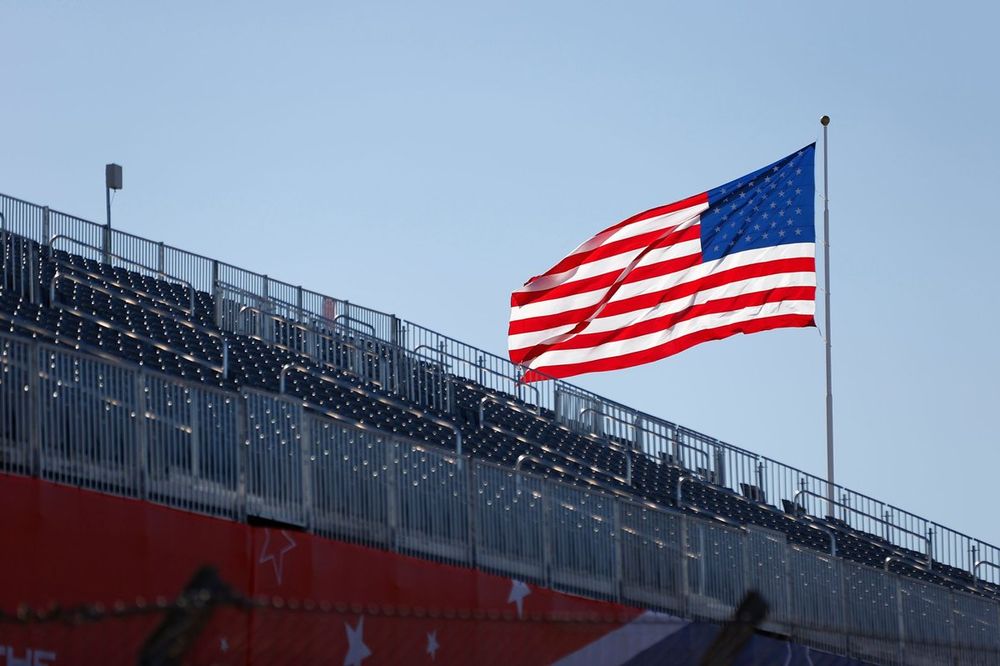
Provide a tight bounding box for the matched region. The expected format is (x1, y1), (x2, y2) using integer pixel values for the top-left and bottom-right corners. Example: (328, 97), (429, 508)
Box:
(0, 475), (650, 665)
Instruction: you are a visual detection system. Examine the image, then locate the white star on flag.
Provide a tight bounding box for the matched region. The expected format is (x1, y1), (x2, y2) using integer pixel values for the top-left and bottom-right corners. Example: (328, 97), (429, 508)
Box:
(344, 616), (371, 666)
(258, 528), (296, 585)
(507, 579), (531, 618)
(426, 630), (439, 660)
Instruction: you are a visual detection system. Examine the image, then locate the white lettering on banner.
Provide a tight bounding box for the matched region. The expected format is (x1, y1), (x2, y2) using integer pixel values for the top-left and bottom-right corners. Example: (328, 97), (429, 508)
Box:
(2, 646), (56, 666)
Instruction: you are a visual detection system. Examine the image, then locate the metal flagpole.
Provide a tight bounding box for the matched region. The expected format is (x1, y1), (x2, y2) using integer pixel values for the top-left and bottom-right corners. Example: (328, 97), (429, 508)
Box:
(821, 115), (834, 517)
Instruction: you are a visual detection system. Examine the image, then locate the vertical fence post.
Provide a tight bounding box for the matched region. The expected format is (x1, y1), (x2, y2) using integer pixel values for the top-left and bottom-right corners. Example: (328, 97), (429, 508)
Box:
(542, 480), (553, 589)
(300, 414), (314, 531)
(236, 391), (248, 523)
(211, 260), (221, 327)
(833, 557), (848, 656)
(466, 457), (477, 567)
(387, 439), (399, 552)
(27, 240), (37, 304)
(157, 242), (165, 279)
(41, 207), (50, 250)
(133, 370), (149, 500)
(740, 528), (753, 617)
(782, 536), (793, 634)
(190, 387), (201, 480)
(612, 499), (624, 603)
(679, 515), (691, 617)
(895, 576), (907, 663)
(27, 342), (42, 477)
(102, 224), (111, 265)
(261, 275), (271, 343)
(947, 590), (959, 664)
(715, 445), (726, 487)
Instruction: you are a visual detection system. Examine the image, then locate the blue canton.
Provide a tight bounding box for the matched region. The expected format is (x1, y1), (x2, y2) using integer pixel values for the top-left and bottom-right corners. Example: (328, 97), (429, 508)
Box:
(700, 145), (816, 262)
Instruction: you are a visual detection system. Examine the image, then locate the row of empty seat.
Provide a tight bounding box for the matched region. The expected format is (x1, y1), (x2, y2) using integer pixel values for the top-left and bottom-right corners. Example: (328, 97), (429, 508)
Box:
(1, 230), (993, 600)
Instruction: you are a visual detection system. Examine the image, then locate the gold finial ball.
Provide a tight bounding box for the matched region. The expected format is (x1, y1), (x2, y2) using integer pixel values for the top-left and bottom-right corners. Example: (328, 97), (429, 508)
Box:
(820, 115), (830, 126)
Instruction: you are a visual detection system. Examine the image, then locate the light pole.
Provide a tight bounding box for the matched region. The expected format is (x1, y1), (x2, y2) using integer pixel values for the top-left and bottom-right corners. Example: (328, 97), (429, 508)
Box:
(104, 163), (122, 264)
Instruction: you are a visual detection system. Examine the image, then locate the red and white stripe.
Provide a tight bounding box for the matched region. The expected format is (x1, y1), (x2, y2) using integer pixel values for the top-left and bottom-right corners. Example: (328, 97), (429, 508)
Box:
(508, 193), (815, 381)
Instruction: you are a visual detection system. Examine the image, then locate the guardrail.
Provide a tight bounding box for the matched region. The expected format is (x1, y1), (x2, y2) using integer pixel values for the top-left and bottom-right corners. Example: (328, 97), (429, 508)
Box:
(49, 234), (197, 315)
(49, 270), (229, 379)
(278, 362), (463, 458)
(2, 190), (999, 588)
(0, 330), (998, 662)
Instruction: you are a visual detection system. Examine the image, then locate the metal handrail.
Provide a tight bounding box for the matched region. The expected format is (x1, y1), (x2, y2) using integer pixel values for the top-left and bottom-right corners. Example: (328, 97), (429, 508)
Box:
(484, 421), (629, 489)
(414, 344), (541, 410)
(884, 556), (981, 595)
(579, 407), (639, 434)
(51, 256), (193, 318)
(217, 280), (355, 333)
(676, 474), (836, 555)
(235, 305), (383, 389)
(514, 454), (625, 499)
(5, 193), (1000, 581)
(218, 280), (382, 345)
(333, 314), (376, 337)
(236, 303), (380, 360)
(794, 488), (933, 565)
(481, 394), (632, 485)
(278, 363), (462, 457)
(104, 248), (1000, 568)
(579, 406), (713, 473)
(237, 303), (379, 358)
(49, 234), (196, 314)
(0, 308), (164, 374)
(49, 271), (228, 378)
(974, 560), (1000, 587)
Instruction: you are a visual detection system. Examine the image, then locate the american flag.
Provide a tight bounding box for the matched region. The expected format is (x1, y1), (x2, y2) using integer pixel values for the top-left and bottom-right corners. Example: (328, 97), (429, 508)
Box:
(509, 145), (817, 381)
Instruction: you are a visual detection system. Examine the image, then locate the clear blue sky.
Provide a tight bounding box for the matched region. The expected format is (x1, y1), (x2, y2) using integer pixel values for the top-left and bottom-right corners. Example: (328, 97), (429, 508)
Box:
(3, 1), (998, 545)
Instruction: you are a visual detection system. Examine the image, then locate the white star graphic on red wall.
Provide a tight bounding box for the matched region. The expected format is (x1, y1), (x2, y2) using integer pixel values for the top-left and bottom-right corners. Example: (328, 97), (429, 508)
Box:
(258, 528), (296, 585)
(344, 616), (372, 666)
(426, 630), (439, 660)
(507, 579), (531, 619)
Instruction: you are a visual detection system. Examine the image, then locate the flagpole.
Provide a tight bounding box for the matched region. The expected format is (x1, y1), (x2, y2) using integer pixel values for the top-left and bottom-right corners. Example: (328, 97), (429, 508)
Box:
(821, 115), (835, 518)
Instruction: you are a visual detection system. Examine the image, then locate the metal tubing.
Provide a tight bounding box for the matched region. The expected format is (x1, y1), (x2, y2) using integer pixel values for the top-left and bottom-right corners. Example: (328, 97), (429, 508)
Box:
(1, 190), (998, 586)
(486, 421), (630, 489)
(49, 234), (196, 314)
(1, 324), (999, 656)
(333, 314), (377, 337)
(49, 271), (228, 378)
(581, 407), (714, 473)
(51, 256), (193, 317)
(278, 363), (463, 458)
(821, 117), (836, 518)
(974, 560), (1000, 587)
(796, 488), (931, 563)
(512, 454), (652, 508)
(480, 396), (632, 485)
(415, 344), (541, 410)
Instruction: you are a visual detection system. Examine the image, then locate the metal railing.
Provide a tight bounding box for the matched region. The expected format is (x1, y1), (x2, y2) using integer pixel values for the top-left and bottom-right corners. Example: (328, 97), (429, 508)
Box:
(795, 488), (934, 565)
(0, 331), (999, 662)
(414, 343), (541, 408)
(49, 234), (197, 315)
(278, 362), (463, 457)
(1, 189), (999, 587)
(480, 394), (633, 485)
(49, 270), (228, 378)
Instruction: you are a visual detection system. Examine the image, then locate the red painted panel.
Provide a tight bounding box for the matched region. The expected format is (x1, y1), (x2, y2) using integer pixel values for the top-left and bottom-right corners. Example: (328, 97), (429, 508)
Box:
(0, 475), (646, 665)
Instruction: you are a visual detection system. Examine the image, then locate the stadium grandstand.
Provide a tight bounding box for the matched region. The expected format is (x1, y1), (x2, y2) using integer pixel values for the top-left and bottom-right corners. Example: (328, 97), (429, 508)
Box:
(1, 190), (998, 665)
